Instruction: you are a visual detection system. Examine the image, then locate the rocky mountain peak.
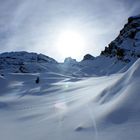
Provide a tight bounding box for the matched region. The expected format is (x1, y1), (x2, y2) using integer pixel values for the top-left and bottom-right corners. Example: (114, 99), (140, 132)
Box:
(64, 57), (77, 64)
(101, 14), (140, 62)
(82, 54), (95, 61)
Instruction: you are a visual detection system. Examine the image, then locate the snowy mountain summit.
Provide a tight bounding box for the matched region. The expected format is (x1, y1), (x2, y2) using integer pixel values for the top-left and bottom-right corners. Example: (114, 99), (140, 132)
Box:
(0, 51), (57, 73)
(0, 15), (140, 140)
(82, 54), (95, 61)
(101, 15), (140, 62)
(0, 15), (140, 75)
(64, 57), (77, 64)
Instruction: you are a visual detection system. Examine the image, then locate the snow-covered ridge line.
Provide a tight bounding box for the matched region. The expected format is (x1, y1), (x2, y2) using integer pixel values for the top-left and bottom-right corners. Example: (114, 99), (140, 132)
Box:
(0, 58), (140, 140)
(0, 51), (58, 73)
(0, 15), (140, 75)
(0, 51), (58, 63)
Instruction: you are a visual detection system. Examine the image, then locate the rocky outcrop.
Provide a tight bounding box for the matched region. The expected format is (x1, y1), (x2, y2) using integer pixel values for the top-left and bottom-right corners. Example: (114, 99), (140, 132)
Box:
(64, 57), (77, 64)
(82, 54), (95, 61)
(101, 15), (140, 62)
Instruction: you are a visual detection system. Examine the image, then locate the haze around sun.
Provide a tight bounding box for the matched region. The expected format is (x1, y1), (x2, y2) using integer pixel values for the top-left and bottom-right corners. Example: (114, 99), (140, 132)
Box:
(0, 0), (140, 62)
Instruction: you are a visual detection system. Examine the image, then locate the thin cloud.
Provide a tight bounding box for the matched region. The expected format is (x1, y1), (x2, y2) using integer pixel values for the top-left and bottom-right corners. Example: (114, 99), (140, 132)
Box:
(0, 0), (140, 61)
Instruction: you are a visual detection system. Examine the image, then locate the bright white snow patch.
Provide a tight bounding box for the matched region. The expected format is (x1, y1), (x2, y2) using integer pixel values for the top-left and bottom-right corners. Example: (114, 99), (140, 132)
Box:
(0, 59), (140, 140)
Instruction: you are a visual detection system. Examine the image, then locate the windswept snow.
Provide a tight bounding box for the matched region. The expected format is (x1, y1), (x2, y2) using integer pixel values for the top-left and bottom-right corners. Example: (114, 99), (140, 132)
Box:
(0, 14), (140, 140)
(0, 59), (140, 140)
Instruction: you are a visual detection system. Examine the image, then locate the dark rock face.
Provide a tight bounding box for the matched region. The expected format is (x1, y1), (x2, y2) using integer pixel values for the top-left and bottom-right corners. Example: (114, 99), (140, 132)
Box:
(83, 54), (95, 61)
(101, 15), (140, 62)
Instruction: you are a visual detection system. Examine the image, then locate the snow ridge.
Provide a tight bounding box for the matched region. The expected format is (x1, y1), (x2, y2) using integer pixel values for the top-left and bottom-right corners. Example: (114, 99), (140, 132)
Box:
(0, 15), (140, 76)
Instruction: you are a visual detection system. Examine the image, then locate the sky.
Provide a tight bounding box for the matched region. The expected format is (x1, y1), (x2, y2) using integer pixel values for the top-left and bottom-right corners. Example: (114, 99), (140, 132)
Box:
(0, 0), (140, 62)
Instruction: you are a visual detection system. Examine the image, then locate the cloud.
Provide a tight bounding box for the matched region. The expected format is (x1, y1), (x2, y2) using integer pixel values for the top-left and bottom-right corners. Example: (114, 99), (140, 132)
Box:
(0, 0), (140, 61)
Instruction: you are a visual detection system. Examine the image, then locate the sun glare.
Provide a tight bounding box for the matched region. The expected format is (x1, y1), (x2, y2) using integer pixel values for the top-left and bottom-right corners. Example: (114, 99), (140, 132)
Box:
(56, 30), (86, 59)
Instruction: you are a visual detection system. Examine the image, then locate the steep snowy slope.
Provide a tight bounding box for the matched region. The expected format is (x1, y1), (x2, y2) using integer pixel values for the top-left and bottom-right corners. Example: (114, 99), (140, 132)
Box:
(78, 15), (140, 75)
(0, 59), (140, 140)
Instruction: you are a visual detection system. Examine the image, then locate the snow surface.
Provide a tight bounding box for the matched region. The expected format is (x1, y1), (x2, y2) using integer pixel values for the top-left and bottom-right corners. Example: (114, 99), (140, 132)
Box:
(0, 15), (140, 140)
(0, 59), (140, 140)
(0, 51), (136, 76)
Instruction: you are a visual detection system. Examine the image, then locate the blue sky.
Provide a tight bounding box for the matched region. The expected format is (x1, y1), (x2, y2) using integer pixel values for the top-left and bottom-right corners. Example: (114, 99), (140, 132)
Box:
(0, 0), (140, 62)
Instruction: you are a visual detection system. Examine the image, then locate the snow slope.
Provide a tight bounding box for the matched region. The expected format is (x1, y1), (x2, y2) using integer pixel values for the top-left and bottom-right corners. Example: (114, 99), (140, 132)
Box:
(0, 51), (58, 73)
(0, 15), (140, 140)
(0, 51), (136, 76)
(0, 59), (140, 140)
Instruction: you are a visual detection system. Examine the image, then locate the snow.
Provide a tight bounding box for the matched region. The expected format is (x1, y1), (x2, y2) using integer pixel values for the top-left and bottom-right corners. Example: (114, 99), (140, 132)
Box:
(0, 14), (140, 140)
(101, 13), (140, 63)
(0, 59), (140, 140)
(0, 51), (57, 63)
(0, 48), (138, 75)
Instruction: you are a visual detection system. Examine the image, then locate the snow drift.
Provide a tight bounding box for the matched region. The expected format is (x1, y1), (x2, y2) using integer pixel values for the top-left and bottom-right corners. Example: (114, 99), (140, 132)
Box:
(0, 14), (140, 140)
(0, 59), (140, 140)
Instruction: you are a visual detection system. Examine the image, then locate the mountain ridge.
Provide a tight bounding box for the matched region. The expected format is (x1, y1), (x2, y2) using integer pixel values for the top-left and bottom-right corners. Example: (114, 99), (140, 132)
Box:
(0, 15), (140, 75)
(101, 15), (140, 62)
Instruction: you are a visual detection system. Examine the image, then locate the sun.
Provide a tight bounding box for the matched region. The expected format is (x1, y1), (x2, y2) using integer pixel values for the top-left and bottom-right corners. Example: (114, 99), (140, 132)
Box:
(55, 30), (86, 60)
